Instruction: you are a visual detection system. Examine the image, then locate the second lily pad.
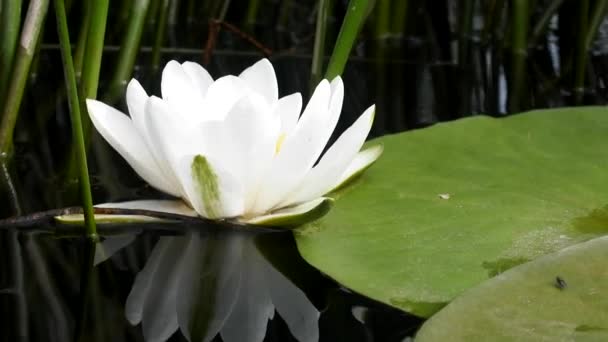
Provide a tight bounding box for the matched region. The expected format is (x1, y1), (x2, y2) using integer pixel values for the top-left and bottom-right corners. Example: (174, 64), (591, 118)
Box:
(415, 235), (608, 341)
(295, 107), (608, 317)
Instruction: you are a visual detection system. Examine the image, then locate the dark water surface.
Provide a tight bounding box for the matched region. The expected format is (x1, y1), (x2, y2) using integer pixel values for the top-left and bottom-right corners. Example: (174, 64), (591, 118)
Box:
(0, 227), (420, 341)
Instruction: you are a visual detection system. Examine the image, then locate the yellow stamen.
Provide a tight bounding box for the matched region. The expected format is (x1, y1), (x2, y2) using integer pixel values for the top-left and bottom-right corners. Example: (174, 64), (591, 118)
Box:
(275, 133), (286, 154)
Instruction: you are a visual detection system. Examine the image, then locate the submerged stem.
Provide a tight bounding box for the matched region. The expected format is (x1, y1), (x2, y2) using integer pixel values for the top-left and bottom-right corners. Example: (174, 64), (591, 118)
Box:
(54, 0), (98, 240)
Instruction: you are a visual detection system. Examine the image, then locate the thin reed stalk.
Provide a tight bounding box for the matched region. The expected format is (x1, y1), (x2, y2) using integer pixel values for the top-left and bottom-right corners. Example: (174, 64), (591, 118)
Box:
(105, 0), (151, 103)
(311, 0), (331, 87)
(0, 0), (49, 158)
(151, 0), (170, 72)
(325, 0), (373, 80)
(0, 0), (22, 107)
(54, 0), (98, 240)
(509, 0), (529, 112)
(574, 0), (608, 103)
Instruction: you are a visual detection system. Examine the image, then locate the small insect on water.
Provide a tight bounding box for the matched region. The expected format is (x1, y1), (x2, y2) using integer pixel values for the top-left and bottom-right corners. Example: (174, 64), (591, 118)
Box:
(554, 276), (567, 290)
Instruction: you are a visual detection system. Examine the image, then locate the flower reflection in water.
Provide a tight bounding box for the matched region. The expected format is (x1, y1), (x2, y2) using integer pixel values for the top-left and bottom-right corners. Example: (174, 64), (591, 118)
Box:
(100, 230), (319, 342)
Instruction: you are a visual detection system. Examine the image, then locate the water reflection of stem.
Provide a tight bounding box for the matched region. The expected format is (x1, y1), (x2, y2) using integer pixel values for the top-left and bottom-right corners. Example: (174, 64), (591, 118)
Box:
(55, 0), (98, 240)
(75, 238), (105, 342)
(509, 0), (529, 112)
(311, 0), (331, 88)
(105, 0), (152, 103)
(0, 0), (22, 108)
(24, 236), (71, 340)
(6, 231), (28, 341)
(325, 0), (373, 80)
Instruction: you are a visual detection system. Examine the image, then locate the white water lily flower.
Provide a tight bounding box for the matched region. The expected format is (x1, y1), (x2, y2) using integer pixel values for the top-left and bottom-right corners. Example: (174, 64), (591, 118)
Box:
(84, 59), (382, 226)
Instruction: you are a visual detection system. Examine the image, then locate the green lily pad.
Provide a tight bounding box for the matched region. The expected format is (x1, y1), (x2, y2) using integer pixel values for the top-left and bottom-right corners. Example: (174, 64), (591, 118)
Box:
(415, 236), (608, 341)
(295, 107), (608, 317)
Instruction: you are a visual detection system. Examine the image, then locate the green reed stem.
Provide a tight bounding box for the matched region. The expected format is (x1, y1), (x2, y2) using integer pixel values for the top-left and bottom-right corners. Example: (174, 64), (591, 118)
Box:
(326, 0), (372, 80)
(74, 0), (91, 78)
(218, 0), (231, 20)
(529, 0), (564, 47)
(583, 0), (608, 50)
(0, 0), (22, 108)
(245, 0), (261, 26)
(573, 0), (590, 104)
(63, 0), (108, 188)
(311, 0), (331, 87)
(573, 0), (608, 103)
(151, 0), (170, 72)
(458, 0), (474, 64)
(390, 0), (408, 35)
(278, 0), (293, 30)
(375, 0), (391, 40)
(508, 0), (529, 112)
(54, 0), (98, 241)
(0, 0), (49, 158)
(82, 0), (109, 100)
(105, 0), (151, 103)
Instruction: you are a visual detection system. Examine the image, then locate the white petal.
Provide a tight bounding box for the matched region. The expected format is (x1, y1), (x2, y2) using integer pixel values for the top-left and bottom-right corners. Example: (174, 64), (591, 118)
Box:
(161, 60), (204, 120)
(239, 58), (278, 104)
(329, 76), (344, 122)
(199, 96), (278, 212)
(86, 99), (179, 196)
(243, 197), (333, 227)
(144, 96), (209, 198)
(181, 61), (214, 97)
(179, 154), (245, 219)
(125, 78), (149, 135)
(332, 144), (383, 192)
(282, 105), (375, 205)
(203, 75), (247, 121)
(276, 92), (302, 136)
(251, 80), (332, 213)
